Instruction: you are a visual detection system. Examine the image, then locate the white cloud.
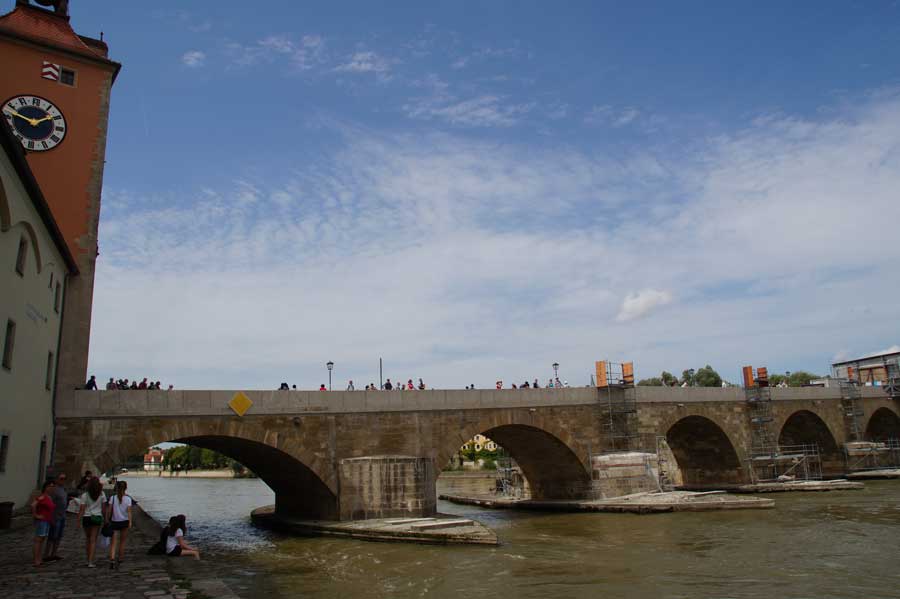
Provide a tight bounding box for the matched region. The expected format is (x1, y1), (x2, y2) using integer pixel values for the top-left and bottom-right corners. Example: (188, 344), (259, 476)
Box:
(405, 94), (534, 127)
(181, 50), (206, 68)
(450, 45), (522, 70)
(89, 90), (900, 389)
(334, 51), (390, 76)
(616, 290), (673, 322)
(226, 34), (325, 70)
(585, 104), (640, 127)
(862, 345), (900, 358)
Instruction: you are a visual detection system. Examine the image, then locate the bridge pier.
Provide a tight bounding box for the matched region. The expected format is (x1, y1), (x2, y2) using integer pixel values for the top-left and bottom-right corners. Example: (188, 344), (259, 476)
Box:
(338, 456), (436, 520)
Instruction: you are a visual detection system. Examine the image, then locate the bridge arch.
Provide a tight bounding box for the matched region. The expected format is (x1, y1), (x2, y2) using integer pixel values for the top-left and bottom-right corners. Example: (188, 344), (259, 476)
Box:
(440, 412), (593, 500)
(778, 410), (844, 477)
(63, 418), (338, 519)
(666, 415), (744, 488)
(865, 407), (900, 441)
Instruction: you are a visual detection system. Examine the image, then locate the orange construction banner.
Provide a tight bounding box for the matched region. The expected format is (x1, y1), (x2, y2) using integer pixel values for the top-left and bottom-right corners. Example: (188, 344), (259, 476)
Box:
(596, 361), (608, 388)
(742, 366), (755, 388)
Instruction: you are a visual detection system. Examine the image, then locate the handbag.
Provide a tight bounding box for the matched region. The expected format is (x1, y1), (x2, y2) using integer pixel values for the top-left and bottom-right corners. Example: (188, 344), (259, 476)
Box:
(101, 523), (113, 537)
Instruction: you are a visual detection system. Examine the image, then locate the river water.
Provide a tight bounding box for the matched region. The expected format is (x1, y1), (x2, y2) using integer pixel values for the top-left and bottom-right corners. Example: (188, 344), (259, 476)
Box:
(122, 476), (900, 599)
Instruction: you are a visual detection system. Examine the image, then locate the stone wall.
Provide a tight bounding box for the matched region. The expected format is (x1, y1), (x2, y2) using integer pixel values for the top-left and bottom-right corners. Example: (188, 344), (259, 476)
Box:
(52, 386), (900, 519)
(338, 456), (436, 520)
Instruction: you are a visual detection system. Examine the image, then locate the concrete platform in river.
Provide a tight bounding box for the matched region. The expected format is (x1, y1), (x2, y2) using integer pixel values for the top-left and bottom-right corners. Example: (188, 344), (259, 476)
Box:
(732, 479), (865, 493)
(439, 490), (774, 513)
(251, 505), (499, 545)
(845, 468), (900, 480)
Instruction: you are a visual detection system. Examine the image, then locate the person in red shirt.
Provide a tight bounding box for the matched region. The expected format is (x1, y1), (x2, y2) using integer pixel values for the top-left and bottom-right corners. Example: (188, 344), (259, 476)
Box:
(319, 384), (327, 391)
(31, 480), (56, 567)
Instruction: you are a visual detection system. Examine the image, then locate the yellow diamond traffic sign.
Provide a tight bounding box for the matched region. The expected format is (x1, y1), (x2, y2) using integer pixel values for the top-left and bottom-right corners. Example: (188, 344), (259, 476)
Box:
(229, 392), (253, 417)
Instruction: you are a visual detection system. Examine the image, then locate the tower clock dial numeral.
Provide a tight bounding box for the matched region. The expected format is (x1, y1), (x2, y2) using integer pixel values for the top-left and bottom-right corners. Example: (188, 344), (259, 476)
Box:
(2, 94), (67, 152)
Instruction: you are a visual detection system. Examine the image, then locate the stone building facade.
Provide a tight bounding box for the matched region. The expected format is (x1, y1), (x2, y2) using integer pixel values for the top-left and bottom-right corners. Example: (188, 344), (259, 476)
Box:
(0, 118), (77, 509)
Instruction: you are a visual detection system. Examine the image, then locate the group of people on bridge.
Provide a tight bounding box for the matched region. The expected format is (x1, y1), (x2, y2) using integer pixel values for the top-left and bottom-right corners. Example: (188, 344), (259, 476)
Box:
(84, 375), (173, 391)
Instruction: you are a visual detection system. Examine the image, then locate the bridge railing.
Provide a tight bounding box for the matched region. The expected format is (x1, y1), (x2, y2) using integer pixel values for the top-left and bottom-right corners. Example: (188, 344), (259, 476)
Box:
(55, 384), (887, 418)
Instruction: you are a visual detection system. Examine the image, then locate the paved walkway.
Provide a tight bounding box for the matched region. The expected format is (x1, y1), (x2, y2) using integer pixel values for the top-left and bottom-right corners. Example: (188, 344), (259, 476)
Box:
(0, 513), (243, 599)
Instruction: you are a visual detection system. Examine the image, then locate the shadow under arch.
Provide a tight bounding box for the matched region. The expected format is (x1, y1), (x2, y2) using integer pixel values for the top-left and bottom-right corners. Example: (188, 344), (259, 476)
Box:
(446, 423), (592, 500)
(778, 410), (844, 477)
(866, 407), (900, 441)
(666, 415), (744, 488)
(107, 435), (338, 520)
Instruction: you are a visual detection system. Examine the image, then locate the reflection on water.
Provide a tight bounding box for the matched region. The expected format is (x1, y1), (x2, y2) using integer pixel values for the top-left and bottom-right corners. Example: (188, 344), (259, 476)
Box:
(123, 476), (900, 599)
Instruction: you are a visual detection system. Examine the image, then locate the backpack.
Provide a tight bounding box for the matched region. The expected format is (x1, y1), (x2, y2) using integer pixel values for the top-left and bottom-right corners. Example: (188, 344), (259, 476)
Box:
(147, 526), (168, 555)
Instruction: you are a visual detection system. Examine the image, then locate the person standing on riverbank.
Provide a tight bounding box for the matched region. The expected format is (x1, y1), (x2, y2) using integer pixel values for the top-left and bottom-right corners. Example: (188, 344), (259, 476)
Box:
(44, 473), (69, 562)
(30, 480), (56, 567)
(165, 515), (201, 560)
(106, 481), (133, 569)
(77, 478), (105, 568)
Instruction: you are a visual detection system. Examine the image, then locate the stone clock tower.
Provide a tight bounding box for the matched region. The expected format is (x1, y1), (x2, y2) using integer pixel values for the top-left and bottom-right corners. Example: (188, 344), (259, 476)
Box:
(0, 0), (119, 393)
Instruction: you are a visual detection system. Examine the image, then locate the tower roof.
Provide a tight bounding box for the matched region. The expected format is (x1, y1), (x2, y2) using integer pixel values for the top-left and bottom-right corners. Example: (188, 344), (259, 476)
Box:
(0, 2), (118, 71)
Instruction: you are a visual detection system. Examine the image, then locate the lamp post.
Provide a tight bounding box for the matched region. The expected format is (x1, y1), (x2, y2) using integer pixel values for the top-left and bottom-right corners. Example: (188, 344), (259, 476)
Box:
(552, 362), (559, 382)
(687, 368), (695, 387)
(326, 361), (334, 391)
(785, 370), (791, 388)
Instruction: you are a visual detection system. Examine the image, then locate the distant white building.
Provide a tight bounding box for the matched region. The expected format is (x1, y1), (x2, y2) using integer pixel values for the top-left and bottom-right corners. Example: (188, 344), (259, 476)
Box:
(461, 434), (498, 452)
(832, 350), (900, 386)
(143, 447), (164, 472)
(0, 121), (78, 511)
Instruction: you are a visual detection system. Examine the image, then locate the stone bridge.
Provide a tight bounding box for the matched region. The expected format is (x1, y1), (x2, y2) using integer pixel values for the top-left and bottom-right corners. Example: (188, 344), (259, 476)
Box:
(53, 386), (900, 521)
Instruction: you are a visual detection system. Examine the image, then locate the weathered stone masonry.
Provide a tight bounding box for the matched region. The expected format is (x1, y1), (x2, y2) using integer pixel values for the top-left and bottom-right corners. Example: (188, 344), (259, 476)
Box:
(53, 386), (900, 520)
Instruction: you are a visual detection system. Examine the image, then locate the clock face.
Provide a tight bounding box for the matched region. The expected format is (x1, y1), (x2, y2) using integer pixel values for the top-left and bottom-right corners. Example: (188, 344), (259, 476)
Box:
(2, 95), (67, 152)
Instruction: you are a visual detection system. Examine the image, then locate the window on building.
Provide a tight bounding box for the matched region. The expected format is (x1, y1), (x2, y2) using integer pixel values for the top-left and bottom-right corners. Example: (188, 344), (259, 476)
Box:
(60, 68), (76, 86)
(2, 320), (14, 370)
(36, 438), (47, 487)
(0, 434), (9, 473)
(15, 236), (27, 276)
(45, 351), (54, 390)
(54, 281), (61, 313)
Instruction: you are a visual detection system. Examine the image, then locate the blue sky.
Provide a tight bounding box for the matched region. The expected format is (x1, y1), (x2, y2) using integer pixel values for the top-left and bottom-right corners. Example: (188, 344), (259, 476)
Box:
(69, 1), (900, 389)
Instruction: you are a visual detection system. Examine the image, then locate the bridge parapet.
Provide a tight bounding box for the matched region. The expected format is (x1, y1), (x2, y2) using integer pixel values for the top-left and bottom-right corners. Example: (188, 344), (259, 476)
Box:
(57, 385), (891, 418)
(633, 385), (886, 403)
(56, 387), (603, 418)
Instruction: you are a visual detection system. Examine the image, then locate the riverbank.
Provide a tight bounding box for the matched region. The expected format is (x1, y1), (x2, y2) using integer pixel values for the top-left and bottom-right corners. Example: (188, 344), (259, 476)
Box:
(0, 502), (247, 599)
(122, 470), (252, 479)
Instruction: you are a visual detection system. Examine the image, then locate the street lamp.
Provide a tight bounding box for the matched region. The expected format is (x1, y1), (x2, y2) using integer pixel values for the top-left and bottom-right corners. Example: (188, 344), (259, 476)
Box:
(326, 361), (334, 391)
(687, 368), (695, 387)
(552, 362), (560, 381)
(785, 371), (791, 388)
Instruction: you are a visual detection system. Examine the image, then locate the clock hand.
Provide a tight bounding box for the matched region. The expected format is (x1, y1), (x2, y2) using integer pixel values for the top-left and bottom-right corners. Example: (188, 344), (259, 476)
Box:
(33, 114), (55, 125)
(4, 108), (40, 127)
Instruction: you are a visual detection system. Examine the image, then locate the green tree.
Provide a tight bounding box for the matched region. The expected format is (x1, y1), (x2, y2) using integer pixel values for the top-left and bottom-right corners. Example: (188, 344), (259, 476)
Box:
(694, 365), (723, 387)
(770, 371), (820, 387)
(637, 377), (663, 386)
(661, 371), (678, 386)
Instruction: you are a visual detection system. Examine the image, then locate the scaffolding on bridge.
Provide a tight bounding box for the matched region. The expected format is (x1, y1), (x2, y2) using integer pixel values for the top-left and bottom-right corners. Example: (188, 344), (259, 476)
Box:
(884, 357), (900, 401)
(493, 448), (526, 498)
(742, 365), (822, 483)
(844, 438), (900, 472)
(595, 360), (642, 452)
(839, 379), (865, 442)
